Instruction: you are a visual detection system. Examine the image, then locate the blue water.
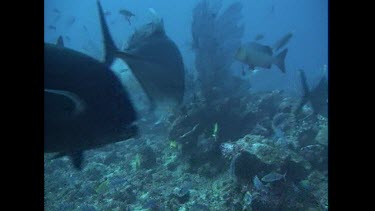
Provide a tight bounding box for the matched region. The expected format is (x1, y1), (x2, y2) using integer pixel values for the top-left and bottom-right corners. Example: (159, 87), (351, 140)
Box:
(44, 0), (327, 95)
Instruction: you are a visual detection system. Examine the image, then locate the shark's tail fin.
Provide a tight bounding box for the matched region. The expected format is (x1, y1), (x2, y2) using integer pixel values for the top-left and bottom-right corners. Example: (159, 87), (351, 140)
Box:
(97, 0), (118, 66)
(295, 69), (310, 114)
(274, 48), (288, 73)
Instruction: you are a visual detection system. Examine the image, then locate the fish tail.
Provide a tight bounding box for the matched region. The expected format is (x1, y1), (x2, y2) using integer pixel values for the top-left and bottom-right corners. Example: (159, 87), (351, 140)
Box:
(274, 48), (288, 73)
(298, 69), (310, 98)
(295, 69), (310, 115)
(97, 0), (118, 66)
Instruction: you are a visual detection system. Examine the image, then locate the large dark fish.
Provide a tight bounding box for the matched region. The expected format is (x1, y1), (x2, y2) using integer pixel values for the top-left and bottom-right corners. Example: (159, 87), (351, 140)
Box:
(44, 0), (138, 170)
(235, 42), (288, 73)
(115, 17), (185, 110)
(295, 69), (328, 117)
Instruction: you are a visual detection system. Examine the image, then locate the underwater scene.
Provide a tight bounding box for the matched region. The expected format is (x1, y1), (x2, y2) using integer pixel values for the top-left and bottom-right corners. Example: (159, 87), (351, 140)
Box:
(44, 0), (328, 210)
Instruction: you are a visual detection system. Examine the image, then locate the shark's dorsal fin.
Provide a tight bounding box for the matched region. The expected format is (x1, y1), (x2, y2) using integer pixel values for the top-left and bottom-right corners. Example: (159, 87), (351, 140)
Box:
(57, 36), (64, 48)
(97, 0), (118, 66)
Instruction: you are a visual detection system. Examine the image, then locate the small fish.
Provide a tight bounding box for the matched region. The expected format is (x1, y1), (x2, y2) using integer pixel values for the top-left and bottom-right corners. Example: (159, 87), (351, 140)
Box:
(300, 144), (322, 152)
(52, 15), (61, 24)
(53, 8), (61, 14)
(48, 25), (56, 30)
(64, 35), (71, 42)
(236, 42), (288, 73)
(119, 9), (135, 25)
(254, 34), (264, 41)
(119, 68), (128, 73)
(66, 16), (76, 28)
(82, 25), (88, 32)
(261, 172), (287, 183)
(249, 68), (260, 77)
(273, 32), (293, 52)
(212, 123), (219, 138)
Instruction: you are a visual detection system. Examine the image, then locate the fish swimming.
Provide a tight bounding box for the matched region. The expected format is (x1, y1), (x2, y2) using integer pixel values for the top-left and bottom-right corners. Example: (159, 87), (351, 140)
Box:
(235, 42), (288, 73)
(254, 34), (264, 41)
(65, 16), (76, 28)
(261, 171), (287, 183)
(119, 9), (135, 25)
(295, 69), (328, 117)
(44, 0), (138, 169)
(48, 25), (56, 30)
(115, 10), (185, 110)
(53, 8), (60, 14)
(273, 31), (293, 52)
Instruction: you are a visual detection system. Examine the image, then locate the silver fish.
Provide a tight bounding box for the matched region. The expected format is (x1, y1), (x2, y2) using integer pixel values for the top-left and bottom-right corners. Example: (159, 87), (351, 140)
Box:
(235, 42), (288, 73)
(261, 171), (287, 183)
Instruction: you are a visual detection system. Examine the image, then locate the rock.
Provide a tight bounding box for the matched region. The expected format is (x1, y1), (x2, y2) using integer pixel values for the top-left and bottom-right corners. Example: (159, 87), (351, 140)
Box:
(140, 146), (157, 169)
(315, 125), (328, 146)
(232, 151), (272, 184)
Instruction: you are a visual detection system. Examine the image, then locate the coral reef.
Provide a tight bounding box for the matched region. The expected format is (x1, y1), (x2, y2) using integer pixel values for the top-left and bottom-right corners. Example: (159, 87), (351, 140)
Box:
(44, 1), (327, 210)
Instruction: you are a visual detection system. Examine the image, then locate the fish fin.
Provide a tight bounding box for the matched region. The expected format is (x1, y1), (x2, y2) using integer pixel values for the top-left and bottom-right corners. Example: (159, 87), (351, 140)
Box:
(114, 50), (159, 110)
(274, 48), (288, 73)
(69, 151), (84, 170)
(51, 152), (66, 160)
(56, 36), (64, 47)
(45, 89), (86, 115)
(298, 69), (310, 97)
(294, 69), (311, 115)
(114, 50), (148, 62)
(97, 0), (118, 66)
(249, 42), (273, 55)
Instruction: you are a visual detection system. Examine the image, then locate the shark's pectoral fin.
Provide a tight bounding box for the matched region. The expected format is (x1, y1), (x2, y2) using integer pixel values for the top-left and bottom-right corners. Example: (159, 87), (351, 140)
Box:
(44, 89), (86, 115)
(69, 151), (84, 170)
